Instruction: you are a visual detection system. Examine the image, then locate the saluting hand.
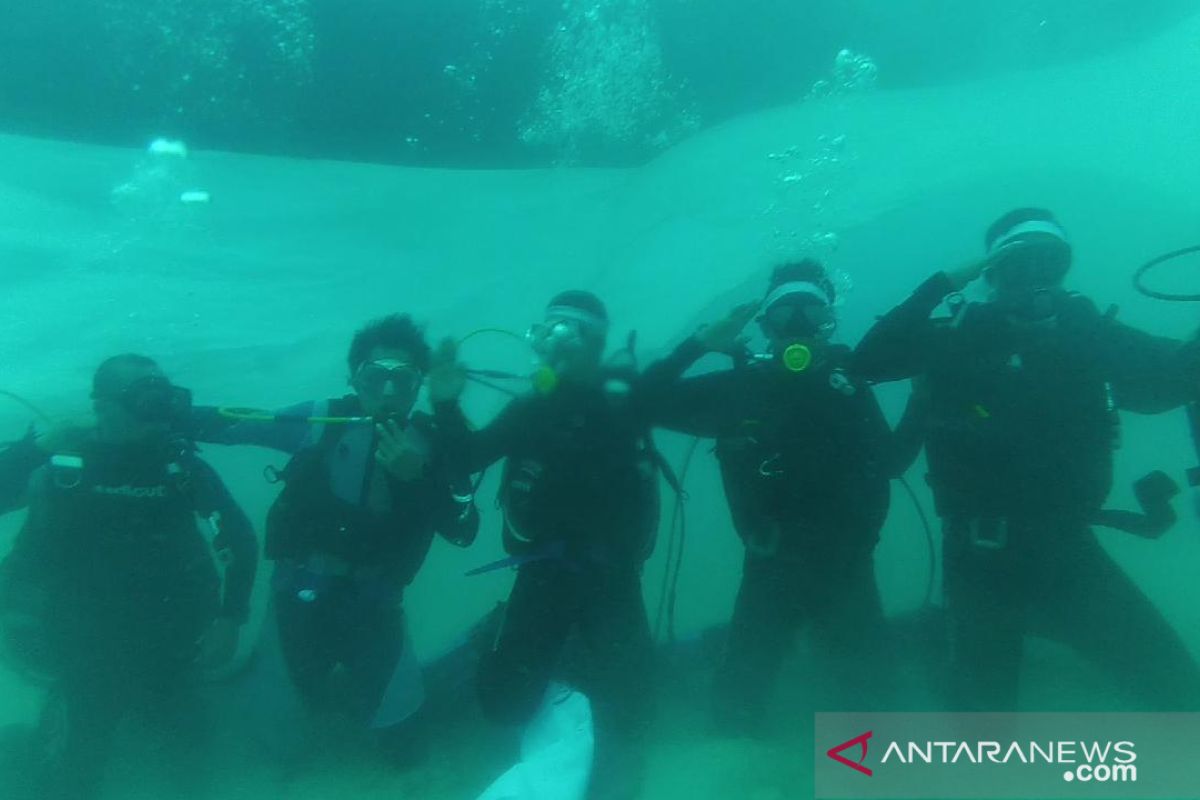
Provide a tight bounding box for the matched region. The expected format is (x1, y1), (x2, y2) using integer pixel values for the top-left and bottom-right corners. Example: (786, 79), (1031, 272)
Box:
(696, 302), (760, 354)
(947, 239), (1039, 291)
(946, 258), (989, 291)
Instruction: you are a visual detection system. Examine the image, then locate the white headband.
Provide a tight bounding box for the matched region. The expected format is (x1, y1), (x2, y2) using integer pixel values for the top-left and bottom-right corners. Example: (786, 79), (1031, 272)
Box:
(762, 281), (832, 310)
(989, 220), (1068, 254)
(545, 305), (609, 332)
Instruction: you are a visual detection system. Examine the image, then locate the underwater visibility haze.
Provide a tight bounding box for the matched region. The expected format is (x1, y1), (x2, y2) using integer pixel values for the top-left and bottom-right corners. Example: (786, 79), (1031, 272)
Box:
(1, 2), (1199, 799)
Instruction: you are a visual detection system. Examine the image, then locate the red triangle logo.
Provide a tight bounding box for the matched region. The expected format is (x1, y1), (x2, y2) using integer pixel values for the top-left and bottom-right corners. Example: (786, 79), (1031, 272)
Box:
(827, 730), (873, 776)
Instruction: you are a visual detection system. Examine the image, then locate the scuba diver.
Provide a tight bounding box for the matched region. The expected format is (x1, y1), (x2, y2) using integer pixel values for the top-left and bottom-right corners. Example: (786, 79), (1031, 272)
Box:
(453, 290), (722, 800)
(651, 260), (897, 735)
(853, 207), (1200, 712)
(0, 354), (258, 799)
(190, 313), (479, 761)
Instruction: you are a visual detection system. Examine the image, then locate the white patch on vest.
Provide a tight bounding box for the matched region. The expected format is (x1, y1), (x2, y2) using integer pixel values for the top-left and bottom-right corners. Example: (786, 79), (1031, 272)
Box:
(50, 454), (84, 470)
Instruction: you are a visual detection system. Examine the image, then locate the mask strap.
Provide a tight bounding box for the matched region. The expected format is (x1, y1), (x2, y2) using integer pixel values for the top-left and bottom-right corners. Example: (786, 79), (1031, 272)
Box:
(988, 220), (1068, 254)
(762, 281), (832, 311)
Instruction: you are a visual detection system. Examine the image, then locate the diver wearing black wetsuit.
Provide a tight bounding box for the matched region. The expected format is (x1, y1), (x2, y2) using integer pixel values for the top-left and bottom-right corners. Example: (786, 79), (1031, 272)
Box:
(853, 208), (1200, 711)
(0, 355), (257, 800)
(655, 261), (896, 734)
(459, 291), (701, 800)
(192, 314), (478, 755)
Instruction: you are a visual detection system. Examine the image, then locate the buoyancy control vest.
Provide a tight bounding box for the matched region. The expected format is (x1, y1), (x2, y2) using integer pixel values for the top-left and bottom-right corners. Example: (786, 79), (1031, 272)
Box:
(497, 370), (664, 566)
(2, 438), (225, 676)
(713, 345), (891, 555)
(923, 294), (1120, 519)
(264, 397), (446, 583)
(45, 437), (223, 595)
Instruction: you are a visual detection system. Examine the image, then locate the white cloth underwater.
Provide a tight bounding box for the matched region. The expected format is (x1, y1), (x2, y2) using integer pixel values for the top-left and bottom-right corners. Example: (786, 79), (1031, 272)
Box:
(476, 683), (595, 800)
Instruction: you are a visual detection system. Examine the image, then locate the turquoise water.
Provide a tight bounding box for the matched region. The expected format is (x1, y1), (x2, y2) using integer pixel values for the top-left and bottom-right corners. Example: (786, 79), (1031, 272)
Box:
(2, 3), (1200, 798)
(1, 1), (1193, 166)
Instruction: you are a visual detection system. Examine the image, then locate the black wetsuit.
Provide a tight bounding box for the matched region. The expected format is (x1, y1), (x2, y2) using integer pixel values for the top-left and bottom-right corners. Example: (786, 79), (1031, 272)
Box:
(0, 436), (257, 799)
(854, 272), (1200, 711)
(194, 396), (478, 732)
(458, 341), (699, 800)
(654, 343), (895, 732)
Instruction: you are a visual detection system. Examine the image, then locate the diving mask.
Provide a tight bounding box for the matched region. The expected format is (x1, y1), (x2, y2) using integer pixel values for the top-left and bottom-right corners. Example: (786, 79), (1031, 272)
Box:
(529, 317), (591, 357)
(757, 281), (837, 341)
(526, 306), (607, 362)
(355, 359), (423, 398)
(112, 375), (193, 425)
(758, 300), (836, 340)
(985, 242), (1070, 294)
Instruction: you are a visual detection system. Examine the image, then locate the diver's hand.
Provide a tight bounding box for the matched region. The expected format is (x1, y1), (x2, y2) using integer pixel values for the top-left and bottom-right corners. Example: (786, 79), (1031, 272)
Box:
(427, 337), (467, 404)
(945, 258), (988, 291)
(375, 419), (427, 482)
(696, 302), (759, 354)
(199, 617), (240, 671)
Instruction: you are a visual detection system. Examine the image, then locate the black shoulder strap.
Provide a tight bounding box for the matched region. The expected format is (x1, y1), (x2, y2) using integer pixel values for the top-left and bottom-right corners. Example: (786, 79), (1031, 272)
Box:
(318, 396), (360, 448)
(268, 397), (354, 486)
